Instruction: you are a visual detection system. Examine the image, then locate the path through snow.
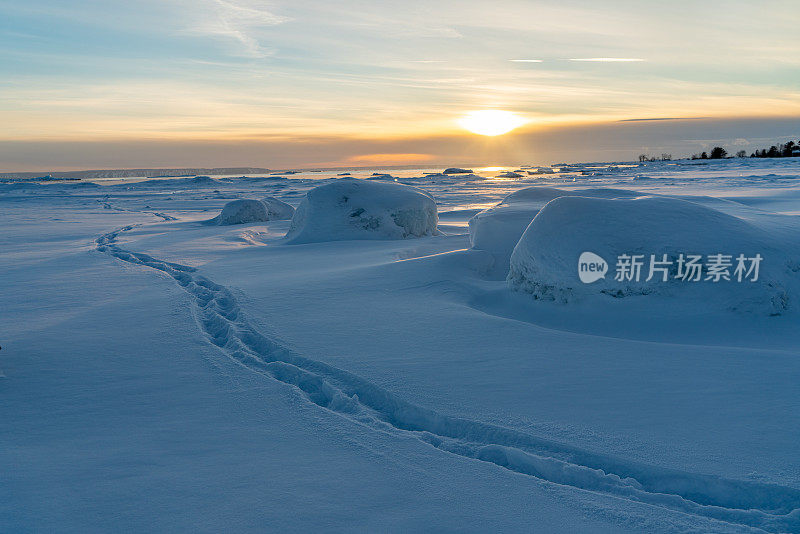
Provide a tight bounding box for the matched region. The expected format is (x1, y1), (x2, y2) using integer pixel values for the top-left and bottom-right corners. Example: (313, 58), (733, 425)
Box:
(96, 216), (800, 533)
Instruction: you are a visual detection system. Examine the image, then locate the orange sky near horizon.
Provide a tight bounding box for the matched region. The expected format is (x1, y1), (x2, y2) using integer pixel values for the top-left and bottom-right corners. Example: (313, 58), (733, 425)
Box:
(2, 1), (799, 171)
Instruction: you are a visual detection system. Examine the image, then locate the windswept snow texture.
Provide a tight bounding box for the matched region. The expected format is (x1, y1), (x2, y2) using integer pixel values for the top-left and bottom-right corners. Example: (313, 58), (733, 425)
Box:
(508, 195), (796, 315)
(4, 158), (800, 533)
(285, 178), (438, 243)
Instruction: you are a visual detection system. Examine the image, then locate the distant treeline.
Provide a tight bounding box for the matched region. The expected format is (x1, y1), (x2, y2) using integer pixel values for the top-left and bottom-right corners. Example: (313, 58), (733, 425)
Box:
(748, 140), (800, 158)
(690, 147), (731, 160)
(689, 139), (800, 160)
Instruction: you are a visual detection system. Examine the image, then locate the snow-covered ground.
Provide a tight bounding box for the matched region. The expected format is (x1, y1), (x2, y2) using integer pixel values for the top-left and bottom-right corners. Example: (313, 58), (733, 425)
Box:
(2, 159), (800, 533)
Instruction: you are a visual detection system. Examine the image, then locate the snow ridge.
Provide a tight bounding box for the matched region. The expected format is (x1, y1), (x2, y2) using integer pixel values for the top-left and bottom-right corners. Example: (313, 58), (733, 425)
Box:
(96, 220), (800, 533)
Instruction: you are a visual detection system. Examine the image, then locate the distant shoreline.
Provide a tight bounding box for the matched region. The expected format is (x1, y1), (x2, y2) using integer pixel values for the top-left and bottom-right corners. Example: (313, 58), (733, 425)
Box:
(3, 156), (799, 182)
(0, 164), (454, 181)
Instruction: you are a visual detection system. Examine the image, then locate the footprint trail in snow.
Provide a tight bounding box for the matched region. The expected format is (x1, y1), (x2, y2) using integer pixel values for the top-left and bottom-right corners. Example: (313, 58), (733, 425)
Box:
(96, 220), (800, 534)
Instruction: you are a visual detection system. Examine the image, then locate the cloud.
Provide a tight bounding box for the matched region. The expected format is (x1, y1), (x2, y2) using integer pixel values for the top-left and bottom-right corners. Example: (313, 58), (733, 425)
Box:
(345, 153), (435, 165)
(619, 117), (710, 122)
(186, 0), (289, 58)
(4, 116), (800, 172)
(509, 59), (543, 63)
(568, 58), (645, 62)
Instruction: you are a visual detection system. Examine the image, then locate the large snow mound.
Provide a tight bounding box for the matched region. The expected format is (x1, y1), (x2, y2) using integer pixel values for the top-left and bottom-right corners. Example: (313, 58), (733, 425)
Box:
(285, 178), (438, 244)
(208, 199), (270, 225)
(261, 197), (295, 220)
(508, 195), (795, 315)
(470, 187), (640, 260)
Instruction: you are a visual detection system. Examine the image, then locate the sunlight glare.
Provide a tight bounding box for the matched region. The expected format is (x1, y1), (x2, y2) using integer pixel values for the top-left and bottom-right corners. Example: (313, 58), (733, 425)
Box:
(458, 110), (526, 136)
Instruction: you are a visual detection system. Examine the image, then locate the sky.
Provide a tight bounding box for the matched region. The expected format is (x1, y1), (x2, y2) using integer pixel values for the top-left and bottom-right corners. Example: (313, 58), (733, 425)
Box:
(1, 0), (799, 171)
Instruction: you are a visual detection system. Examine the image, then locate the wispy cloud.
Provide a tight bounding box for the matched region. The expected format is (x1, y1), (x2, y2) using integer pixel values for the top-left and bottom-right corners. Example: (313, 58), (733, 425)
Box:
(345, 153), (435, 164)
(619, 117), (710, 122)
(5, 0), (800, 163)
(187, 0), (289, 58)
(569, 58), (645, 62)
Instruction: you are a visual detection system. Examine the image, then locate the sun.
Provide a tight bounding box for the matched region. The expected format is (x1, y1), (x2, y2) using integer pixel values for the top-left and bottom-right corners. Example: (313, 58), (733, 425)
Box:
(458, 110), (526, 136)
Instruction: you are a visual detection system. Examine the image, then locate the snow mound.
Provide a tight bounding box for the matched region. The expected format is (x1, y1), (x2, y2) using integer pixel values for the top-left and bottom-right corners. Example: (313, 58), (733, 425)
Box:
(443, 167), (473, 174)
(469, 187), (640, 261)
(285, 178), (438, 244)
(508, 195), (793, 315)
(207, 199), (270, 225)
(496, 171), (524, 178)
(261, 197), (295, 220)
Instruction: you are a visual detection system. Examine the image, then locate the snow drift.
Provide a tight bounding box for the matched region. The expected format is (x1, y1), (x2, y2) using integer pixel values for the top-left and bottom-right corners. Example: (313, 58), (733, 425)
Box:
(507, 195), (794, 315)
(284, 178), (438, 244)
(469, 187), (640, 261)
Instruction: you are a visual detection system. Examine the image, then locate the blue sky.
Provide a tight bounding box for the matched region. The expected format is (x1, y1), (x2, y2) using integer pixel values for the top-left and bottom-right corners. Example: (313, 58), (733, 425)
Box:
(1, 0), (799, 170)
